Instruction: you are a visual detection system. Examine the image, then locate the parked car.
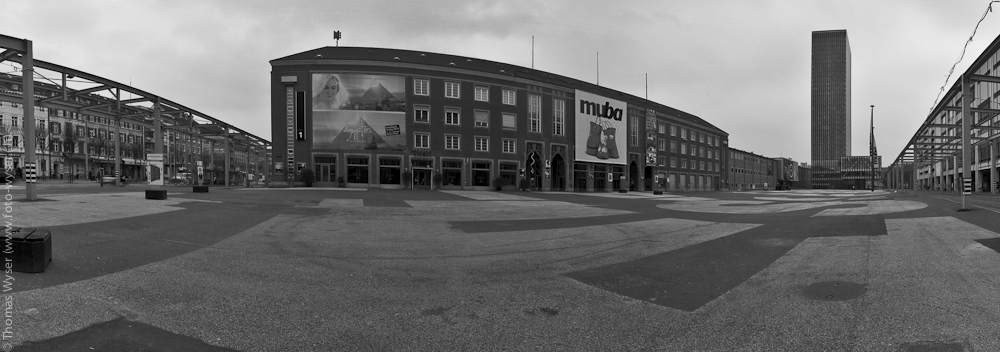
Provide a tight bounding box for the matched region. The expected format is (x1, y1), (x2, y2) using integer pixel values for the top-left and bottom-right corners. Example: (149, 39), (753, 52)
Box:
(100, 175), (130, 184)
(0, 170), (15, 183)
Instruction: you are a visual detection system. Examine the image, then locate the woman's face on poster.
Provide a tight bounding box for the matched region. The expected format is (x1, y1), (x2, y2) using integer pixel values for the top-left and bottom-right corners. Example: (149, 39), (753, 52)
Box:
(320, 76), (341, 99)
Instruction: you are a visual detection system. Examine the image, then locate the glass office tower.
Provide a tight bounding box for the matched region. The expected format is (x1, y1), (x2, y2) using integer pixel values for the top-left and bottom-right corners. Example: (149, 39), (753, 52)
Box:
(811, 30), (851, 189)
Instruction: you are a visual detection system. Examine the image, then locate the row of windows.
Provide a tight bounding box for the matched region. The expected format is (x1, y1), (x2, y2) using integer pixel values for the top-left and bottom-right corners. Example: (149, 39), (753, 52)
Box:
(413, 79), (518, 105)
(730, 151), (768, 164)
(628, 116), (722, 148)
(412, 100), (566, 134)
(0, 112), (146, 134)
(651, 156), (721, 172)
(409, 82), (722, 146)
(656, 139), (721, 159)
(0, 113), (144, 143)
(730, 168), (768, 176)
(412, 134), (518, 154)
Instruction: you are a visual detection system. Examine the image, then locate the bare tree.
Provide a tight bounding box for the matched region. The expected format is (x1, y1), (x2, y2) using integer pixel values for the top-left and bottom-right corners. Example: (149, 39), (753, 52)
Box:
(63, 124), (79, 182)
(34, 123), (47, 179)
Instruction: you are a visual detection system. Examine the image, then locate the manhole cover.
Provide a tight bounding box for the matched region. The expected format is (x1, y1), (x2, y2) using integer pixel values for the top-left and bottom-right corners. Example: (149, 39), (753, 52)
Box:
(87, 232), (116, 239)
(802, 280), (866, 301)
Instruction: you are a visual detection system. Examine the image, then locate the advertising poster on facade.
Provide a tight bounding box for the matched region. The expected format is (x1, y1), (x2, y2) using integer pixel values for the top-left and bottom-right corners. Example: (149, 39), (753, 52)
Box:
(645, 109), (657, 164)
(574, 90), (626, 165)
(196, 160), (204, 182)
(312, 73), (407, 151)
(147, 153), (164, 186)
(782, 159), (798, 182)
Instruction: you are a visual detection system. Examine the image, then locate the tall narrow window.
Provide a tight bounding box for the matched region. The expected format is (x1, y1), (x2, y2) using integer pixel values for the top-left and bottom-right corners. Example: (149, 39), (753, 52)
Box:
(414, 79), (429, 96)
(475, 86), (489, 102)
(528, 94), (541, 133)
(629, 115), (639, 146)
(553, 99), (565, 136)
(474, 110), (489, 128)
(445, 82), (460, 99)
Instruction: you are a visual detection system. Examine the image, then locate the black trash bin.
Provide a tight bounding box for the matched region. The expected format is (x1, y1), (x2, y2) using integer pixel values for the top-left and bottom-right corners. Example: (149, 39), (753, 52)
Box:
(6, 227), (52, 273)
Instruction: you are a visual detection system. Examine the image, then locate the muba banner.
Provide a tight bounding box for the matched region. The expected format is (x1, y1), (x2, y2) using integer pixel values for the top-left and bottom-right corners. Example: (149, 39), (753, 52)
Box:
(574, 90), (626, 165)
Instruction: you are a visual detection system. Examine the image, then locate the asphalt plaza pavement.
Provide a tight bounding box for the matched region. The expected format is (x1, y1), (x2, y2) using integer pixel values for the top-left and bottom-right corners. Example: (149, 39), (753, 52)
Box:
(4, 182), (1000, 351)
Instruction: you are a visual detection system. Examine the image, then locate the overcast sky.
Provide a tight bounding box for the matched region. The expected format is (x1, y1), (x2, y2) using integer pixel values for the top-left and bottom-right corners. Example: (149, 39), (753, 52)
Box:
(4, 0), (1000, 166)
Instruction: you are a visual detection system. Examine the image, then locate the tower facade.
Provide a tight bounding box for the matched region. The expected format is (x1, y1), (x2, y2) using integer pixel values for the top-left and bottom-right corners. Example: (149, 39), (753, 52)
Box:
(811, 30), (851, 189)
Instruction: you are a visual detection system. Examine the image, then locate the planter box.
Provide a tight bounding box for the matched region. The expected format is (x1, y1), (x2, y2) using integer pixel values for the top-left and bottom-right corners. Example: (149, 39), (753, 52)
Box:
(145, 190), (168, 200)
(5, 227), (52, 273)
(193, 186), (209, 193)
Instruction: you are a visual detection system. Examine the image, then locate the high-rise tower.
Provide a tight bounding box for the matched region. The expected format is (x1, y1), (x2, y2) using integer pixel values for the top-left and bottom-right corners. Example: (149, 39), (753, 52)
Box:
(811, 29), (851, 189)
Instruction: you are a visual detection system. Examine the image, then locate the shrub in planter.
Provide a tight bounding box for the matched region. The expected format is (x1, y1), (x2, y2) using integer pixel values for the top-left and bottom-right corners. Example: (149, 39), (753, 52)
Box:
(336, 175), (345, 187)
(492, 177), (507, 191)
(519, 178), (531, 191)
(300, 168), (315, 187)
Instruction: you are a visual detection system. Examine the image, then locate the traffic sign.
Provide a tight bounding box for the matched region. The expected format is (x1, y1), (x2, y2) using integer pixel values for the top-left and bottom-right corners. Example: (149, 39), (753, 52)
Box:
(963, 179), (972, 195)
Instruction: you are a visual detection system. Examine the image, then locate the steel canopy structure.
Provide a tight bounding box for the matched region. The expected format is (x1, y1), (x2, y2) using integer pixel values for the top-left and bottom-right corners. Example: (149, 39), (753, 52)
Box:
(887, 32), (1000, 201)
(0, 33), (270, 197)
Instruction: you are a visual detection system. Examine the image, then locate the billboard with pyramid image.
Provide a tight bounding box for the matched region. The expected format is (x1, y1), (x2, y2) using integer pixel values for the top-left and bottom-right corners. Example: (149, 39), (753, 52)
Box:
(312, 73), (407, 150)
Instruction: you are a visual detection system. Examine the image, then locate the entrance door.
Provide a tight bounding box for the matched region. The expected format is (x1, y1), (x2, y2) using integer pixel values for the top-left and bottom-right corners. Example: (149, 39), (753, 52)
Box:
(574, 171), (587, 192)
(551, 155), (565, 191)
(630, 162), (638, 191)
(644, 165), (653, 190)
(317, 164), (335, 183)
(413, 169), (432, 190)
(527, 152), (542, 191)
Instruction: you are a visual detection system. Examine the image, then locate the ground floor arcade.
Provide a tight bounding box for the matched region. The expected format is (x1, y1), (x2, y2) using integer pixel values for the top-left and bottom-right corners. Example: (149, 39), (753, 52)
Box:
(279, 149), (722, 192)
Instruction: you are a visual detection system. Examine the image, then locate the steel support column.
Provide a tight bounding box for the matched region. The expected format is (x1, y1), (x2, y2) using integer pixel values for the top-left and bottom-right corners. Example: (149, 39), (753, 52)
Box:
(153, 97), (162, 190)
(224, 130), (231, 188)
(22, 39), (37, 200)
(992, 140), (997, 194)
(962, 75), (972, 208)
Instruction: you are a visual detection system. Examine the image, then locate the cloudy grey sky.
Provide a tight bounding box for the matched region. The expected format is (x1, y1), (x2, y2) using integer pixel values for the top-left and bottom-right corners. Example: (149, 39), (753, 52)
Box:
(4, 0), (1000, 166)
